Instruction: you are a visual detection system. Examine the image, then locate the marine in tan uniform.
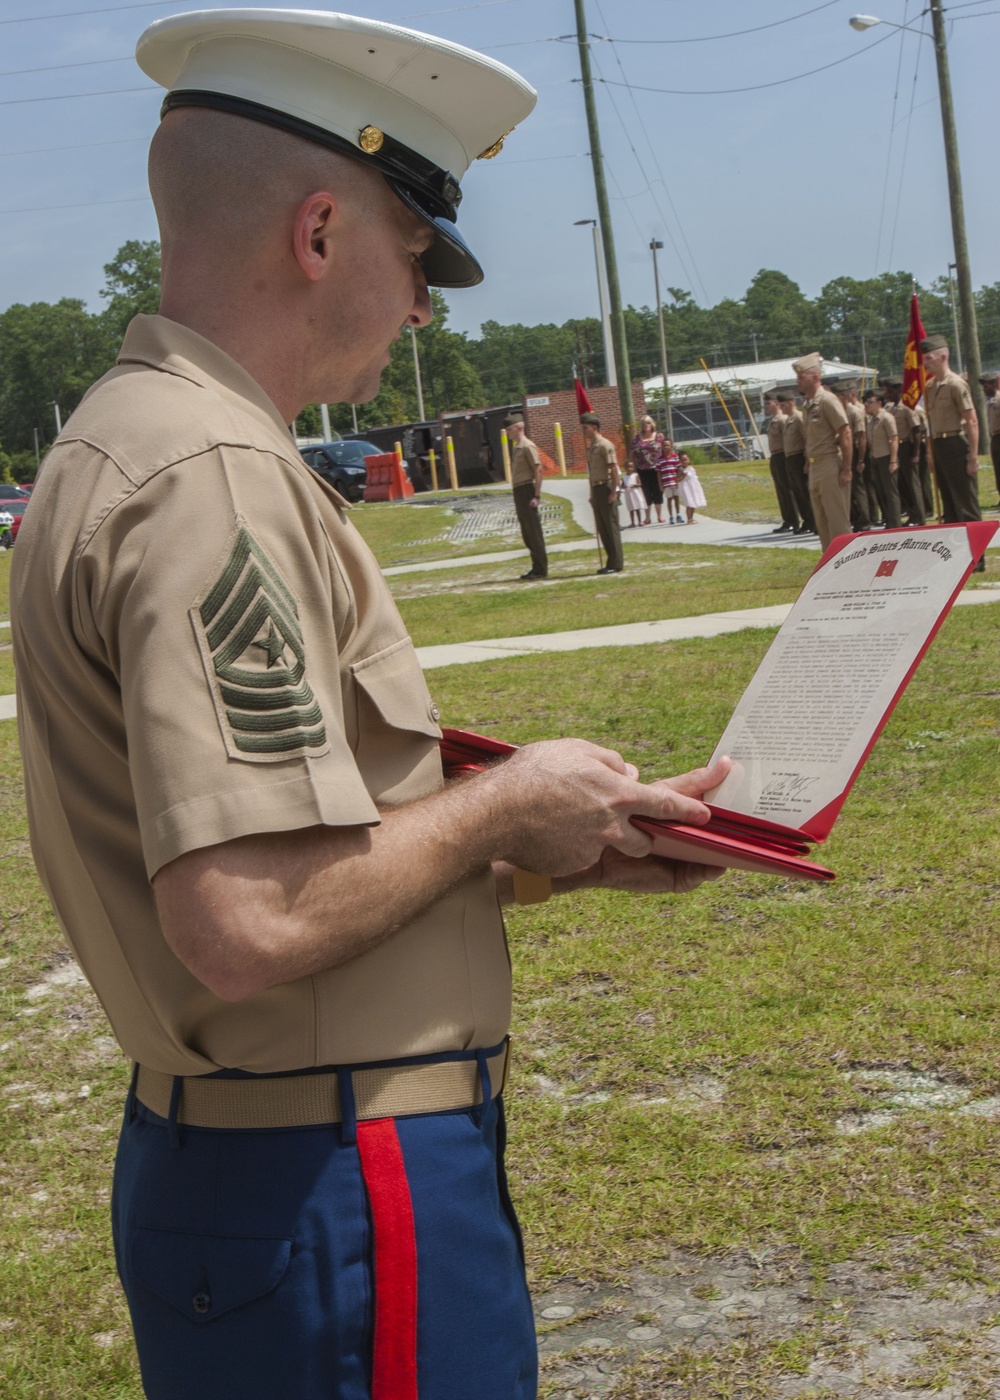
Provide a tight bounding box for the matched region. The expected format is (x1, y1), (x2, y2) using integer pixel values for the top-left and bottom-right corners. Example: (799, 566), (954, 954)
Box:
(879, 375), (925, 526)
(920, 333), (983, 571)
(862, 388), (902, 528)
(793, 352), (853, 551)
(506, 411), (547, 579)
(978, 370), (1000, 510)
(832, 379), (871, 533)
(9, 12), (730, 1399)
(777, 390), (814, 533)
(582, 411), (624, 572)
(764, 393), (796, 532)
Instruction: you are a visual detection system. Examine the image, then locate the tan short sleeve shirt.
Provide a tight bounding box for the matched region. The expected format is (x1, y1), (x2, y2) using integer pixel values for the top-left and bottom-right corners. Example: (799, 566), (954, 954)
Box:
(986, 394), (1000, 437)
(767, 415), (785, 454)
(802, 387), (849, 463)
(867, 408), (898, 459)
(11, 316), (510, 1076)
(925, 370), (973, 435)
(890, 401), (917, 437)
(510, 437), (541, 488)
(586, 434), (618, 485)
(781, 410), (805, 456)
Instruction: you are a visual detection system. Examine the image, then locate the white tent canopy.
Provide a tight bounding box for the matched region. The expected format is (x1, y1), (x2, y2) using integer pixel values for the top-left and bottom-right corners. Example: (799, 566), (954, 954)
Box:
(643, 357), (874, 458)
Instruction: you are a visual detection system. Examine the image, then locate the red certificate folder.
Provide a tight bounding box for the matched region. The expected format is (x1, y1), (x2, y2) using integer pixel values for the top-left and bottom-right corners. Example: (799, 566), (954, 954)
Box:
(440, 522), (996, 882)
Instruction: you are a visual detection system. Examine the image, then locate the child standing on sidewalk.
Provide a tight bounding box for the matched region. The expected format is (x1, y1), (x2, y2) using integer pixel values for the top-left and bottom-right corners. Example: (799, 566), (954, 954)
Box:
(622, 465), (645, 527)
(657, 439), (682, 523)
(677, 451), (707, 524)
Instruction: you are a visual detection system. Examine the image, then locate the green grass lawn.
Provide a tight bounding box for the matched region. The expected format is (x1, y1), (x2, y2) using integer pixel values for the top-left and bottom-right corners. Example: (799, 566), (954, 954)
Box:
(1, 506), (999, 1395)
(390, 544), (818, 648)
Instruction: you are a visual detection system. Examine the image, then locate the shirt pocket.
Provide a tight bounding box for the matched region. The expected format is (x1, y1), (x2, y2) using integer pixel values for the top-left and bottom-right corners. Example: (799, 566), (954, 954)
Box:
(350, 637), (444, 806)
(130, 1227), (292, 1325)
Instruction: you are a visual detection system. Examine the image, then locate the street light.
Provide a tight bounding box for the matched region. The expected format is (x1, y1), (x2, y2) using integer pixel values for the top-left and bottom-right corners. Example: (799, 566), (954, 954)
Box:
(574, 218), (617, 387)
(849, 5), (985, 431)
(649, 240), (674, 440)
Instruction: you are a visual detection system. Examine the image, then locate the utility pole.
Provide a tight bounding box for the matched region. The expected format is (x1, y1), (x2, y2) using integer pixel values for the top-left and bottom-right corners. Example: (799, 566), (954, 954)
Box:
(573, 0), (634, 435)
(928, 0), (985, 432)
(649, 240), (673, 440)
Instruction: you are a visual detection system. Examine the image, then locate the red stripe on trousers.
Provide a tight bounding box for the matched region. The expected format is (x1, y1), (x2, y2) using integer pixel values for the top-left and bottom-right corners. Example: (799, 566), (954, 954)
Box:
(356, 1118), (418, 1400)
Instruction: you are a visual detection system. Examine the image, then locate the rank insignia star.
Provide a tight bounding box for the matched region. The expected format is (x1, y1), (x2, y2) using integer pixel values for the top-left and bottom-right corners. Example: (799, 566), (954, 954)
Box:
(193, 523), (328, 760)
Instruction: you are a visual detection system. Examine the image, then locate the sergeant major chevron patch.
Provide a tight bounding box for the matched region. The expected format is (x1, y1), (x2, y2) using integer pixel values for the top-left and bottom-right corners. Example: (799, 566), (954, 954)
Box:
(192, 521), (329, 761)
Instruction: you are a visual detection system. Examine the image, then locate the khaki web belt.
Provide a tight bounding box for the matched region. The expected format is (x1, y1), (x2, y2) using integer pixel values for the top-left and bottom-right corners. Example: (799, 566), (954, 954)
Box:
(135, 1042), (510, 1130)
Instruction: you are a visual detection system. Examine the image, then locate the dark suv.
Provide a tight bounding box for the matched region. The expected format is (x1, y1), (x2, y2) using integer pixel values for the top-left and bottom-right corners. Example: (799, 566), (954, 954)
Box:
(300, 440), (381, 501)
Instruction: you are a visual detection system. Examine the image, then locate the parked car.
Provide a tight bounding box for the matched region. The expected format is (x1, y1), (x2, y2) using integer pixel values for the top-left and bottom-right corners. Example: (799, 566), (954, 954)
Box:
(0, 484), (30, 501)
(1, 497), (29, 548)
(299, 440), (382, 502)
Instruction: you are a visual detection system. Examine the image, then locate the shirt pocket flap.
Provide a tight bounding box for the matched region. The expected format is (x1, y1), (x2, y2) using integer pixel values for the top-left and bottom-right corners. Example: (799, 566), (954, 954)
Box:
(131, 1227), (292, 1324)
(351, 637), (441, 740)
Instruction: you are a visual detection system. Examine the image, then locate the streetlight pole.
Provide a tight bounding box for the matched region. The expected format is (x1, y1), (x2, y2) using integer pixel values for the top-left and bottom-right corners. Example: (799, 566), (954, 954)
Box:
(575, 219), (616, 386)
(849, 10), (985, 433)
(409, 324), (426, 421)
(574, 0), (634, 434)
(947, 263), (962, 373)
(649, 239), (674, 439)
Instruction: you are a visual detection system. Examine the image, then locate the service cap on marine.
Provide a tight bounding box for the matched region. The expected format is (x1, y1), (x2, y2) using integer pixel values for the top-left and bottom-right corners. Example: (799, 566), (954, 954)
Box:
(919, 333), (949, 353)
(862, 388), (883, 402)
(135, 8), (537, 289)
(833, 379), (857, 393)
(580, 411), (601, 426)
(775, 390), (796, 402)
(791, 351), (822, 373)
(503, 411), (525, 427)
(878, 374), (903, 387)
(978, 370), (998, 384)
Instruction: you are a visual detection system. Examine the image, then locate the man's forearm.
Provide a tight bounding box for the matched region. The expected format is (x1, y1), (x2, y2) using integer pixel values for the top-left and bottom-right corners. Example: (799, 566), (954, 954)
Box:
(153, 741), (730, 1002)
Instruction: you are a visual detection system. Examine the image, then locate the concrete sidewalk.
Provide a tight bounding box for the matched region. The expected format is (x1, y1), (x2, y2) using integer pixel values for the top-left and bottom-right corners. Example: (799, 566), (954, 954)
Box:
(415, 587), (1000, 670)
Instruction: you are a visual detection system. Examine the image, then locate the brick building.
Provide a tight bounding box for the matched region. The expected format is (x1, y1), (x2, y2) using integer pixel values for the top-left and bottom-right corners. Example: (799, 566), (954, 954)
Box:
(520, 383), (646, 474)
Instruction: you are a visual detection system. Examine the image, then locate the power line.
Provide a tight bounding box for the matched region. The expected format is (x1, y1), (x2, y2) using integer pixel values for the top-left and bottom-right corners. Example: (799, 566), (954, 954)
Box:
(885, 28), (925, 271)
(595, 28), (896, 95)
(873, 0), (911, 274)
(0, 86), (156, 107)
(590, 0), (842, 45)
(0, 137), (145, 159)
(590, 0), (708, 304)
(0, 1), (173, 25)
(0, 196), (149, 215)
(0, 56), (131, 79)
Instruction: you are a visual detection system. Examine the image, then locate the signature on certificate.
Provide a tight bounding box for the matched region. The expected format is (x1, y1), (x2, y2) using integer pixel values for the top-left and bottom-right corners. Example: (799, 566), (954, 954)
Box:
(760, 773), (821, 801)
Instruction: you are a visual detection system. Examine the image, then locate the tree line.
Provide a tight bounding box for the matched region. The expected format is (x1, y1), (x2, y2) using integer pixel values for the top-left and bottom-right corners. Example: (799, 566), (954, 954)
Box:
(2, 241), (998, 478)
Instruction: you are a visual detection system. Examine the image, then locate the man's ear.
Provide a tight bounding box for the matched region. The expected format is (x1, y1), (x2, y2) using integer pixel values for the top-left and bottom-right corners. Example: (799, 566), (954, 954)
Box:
(291, 192), (338, 282)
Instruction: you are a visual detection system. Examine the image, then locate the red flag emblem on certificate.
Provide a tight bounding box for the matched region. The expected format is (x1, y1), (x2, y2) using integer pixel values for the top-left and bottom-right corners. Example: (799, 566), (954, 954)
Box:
(875, 559), (898, 579)
(902, 294), (927, 410)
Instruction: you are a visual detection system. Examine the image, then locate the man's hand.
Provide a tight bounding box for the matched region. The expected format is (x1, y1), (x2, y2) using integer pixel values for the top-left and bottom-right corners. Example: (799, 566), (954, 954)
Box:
(967, 454), (978, 478)
(486, 743), (730, 878)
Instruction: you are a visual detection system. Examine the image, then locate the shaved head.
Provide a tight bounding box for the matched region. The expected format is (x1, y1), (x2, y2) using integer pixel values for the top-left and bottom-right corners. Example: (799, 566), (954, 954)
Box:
(149, 107), (381, 256)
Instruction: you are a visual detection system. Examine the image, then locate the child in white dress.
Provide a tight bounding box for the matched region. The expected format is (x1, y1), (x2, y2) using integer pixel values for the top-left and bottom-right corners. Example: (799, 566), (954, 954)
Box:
(622, 467), (645, 527)
(677, 452), (707, 523)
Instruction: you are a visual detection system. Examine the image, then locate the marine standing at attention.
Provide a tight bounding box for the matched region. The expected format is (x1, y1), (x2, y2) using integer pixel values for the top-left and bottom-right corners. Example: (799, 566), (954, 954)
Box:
(921, 333), (984, 572)
(507, 411), (548, 580)
(10, 11), (731, 1398)
(764, 392), (796, 533)
(793, 351), (853, 552)
(582, 411), (625, 573)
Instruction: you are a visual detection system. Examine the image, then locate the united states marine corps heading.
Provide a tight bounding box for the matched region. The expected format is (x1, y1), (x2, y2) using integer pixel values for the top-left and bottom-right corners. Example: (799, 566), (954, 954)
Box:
(792, 352), (853, 552)
(10, 10), (732, 1399)
(921, 333), (985, 573)
(506, 411), (548, 580)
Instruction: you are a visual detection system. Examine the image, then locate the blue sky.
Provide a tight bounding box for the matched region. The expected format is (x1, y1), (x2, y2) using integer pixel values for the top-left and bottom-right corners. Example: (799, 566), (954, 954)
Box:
(0, 0), (995, 339)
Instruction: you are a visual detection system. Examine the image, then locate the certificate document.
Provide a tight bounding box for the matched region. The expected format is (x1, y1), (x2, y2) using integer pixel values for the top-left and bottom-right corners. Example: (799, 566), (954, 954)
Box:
(635, 522), (996, 879)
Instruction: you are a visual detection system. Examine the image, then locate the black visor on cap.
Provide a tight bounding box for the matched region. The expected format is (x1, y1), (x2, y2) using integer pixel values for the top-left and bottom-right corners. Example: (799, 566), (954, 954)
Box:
(160, 89), (483, 288)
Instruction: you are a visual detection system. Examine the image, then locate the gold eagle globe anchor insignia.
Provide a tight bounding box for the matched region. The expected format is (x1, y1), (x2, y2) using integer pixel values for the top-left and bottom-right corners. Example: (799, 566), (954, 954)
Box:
(477, 127), (515, 160)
